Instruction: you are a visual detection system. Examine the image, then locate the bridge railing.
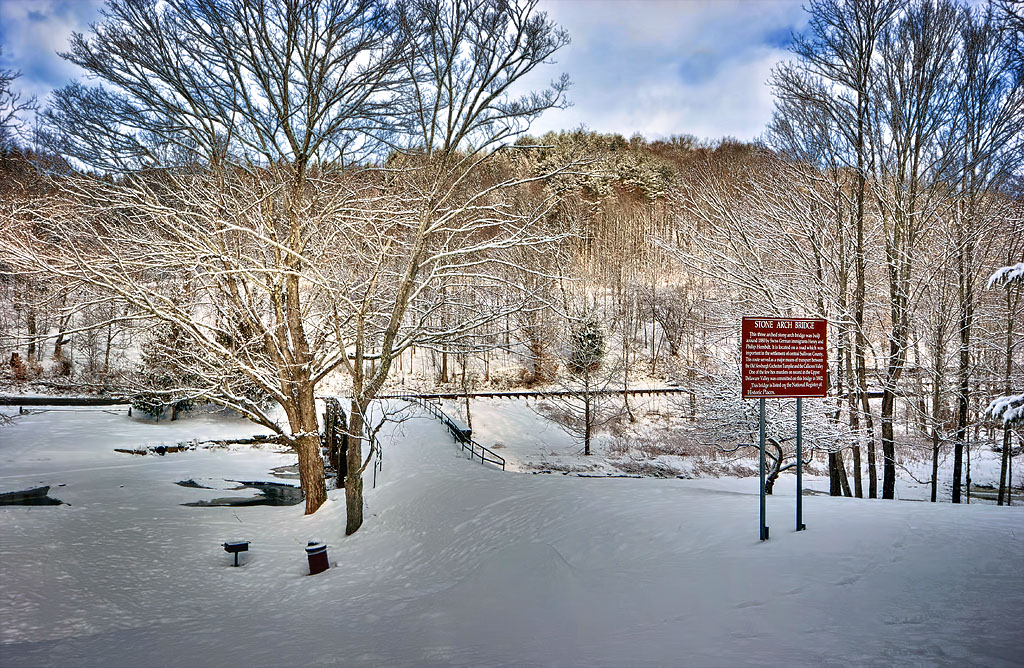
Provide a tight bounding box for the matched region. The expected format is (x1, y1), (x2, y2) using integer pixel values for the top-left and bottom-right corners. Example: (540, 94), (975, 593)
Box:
(398, 395), (506, 471)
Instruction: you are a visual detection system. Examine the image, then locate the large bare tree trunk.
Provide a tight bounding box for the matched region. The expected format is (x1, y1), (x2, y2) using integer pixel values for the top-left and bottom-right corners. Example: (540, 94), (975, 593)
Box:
(26, 306), (36, 361)
(881, 252), (907, 501)
(997, 426), (1010, 506)
(836, 448), (852, 496)
(345, 402), (365, 535)
(287, 379), (327, 516)
(997, 285), (1016, 505)
(845, 333), (864, 498)
(929, 305), (946, 502)
(583, 389), (592, 456)
(1008, 448), (1014, 507)
(296, 431), (327, 515)
(854, 187), (877, 498)
(852, 31), (878, 501)
(880, 210), (914, 501)
(952, 212), (974, 504)
(52, 292), (73, 376)
(860, 380), (877, 498)
(881, 386), (897, 499)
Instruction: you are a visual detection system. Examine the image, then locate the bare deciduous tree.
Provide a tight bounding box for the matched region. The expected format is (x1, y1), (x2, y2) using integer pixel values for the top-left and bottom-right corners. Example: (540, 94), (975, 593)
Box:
(539, 299), (620, 457)
(772, 0), (901, 499)
(943, 3), (1024, 502)
(3, 0), (572, 537)
(0, 46), (36, 150)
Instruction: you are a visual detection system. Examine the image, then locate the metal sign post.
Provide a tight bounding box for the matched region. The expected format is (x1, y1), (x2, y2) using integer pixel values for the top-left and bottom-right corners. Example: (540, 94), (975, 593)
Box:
(759, 398), (768, 541)
(796, 397), (805, 531)
(742, 317), (827, 541)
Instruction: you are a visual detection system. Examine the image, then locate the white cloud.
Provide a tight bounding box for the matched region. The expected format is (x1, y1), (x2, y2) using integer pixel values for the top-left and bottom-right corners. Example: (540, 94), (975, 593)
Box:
(0, 0), (806, 143)
(0, 0), (104, 107)
(522, 0), (807, 141)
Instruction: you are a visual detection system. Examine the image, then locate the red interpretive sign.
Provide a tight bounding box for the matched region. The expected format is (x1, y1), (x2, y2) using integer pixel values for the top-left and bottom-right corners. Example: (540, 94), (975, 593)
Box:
(741, 317), (828, 399)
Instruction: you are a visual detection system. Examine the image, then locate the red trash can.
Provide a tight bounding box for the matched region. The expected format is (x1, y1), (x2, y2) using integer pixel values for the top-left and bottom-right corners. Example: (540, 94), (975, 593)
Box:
(305, 541), (329, 575)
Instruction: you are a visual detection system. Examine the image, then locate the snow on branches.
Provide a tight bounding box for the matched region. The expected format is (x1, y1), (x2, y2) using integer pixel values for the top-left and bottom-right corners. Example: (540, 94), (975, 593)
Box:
(986, 394), (1024, 426)
(986, 262), (1024, 425)
(987, 262), (1024, 288)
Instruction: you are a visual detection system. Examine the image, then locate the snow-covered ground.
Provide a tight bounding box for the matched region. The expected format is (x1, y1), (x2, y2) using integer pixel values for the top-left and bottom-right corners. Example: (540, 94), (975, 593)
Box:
(1, 403), (1022, 666)
(453, 395), (1018, 500)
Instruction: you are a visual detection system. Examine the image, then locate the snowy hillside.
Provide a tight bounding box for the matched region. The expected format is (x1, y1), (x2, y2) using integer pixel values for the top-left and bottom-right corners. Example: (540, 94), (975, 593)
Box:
(1, 403), (1022, 666)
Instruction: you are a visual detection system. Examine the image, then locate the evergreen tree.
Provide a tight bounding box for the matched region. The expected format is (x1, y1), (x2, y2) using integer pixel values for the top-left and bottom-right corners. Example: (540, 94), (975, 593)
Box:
(130, 323), (197, 420)
(568, 313), (605, 377)
(565, 310), (608, 456)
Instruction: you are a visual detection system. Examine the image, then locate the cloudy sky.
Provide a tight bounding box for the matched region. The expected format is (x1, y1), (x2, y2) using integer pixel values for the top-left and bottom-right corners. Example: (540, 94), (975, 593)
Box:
(0, 0), (808, 143)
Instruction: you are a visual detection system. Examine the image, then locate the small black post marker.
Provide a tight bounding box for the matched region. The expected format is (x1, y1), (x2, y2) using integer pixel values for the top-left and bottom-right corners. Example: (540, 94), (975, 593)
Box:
(796, 398), (806, 531)
(760, 398), (768, 541)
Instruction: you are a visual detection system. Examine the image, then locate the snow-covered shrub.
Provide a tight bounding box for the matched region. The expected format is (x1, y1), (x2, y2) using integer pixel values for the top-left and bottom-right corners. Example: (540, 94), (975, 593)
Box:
(52, 350), (72, 377)
(8, 352), (42, 381)
(683, 360), (852, 492)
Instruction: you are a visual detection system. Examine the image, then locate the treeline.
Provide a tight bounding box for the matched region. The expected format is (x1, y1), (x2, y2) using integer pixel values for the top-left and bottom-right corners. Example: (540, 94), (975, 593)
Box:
(4, 123), (1018, 500)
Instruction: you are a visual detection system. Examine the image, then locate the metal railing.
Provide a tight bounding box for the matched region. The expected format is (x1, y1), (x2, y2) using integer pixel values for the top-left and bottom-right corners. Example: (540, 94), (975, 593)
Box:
(399, 395), (506, 471)
(379, 387), (692, 401)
